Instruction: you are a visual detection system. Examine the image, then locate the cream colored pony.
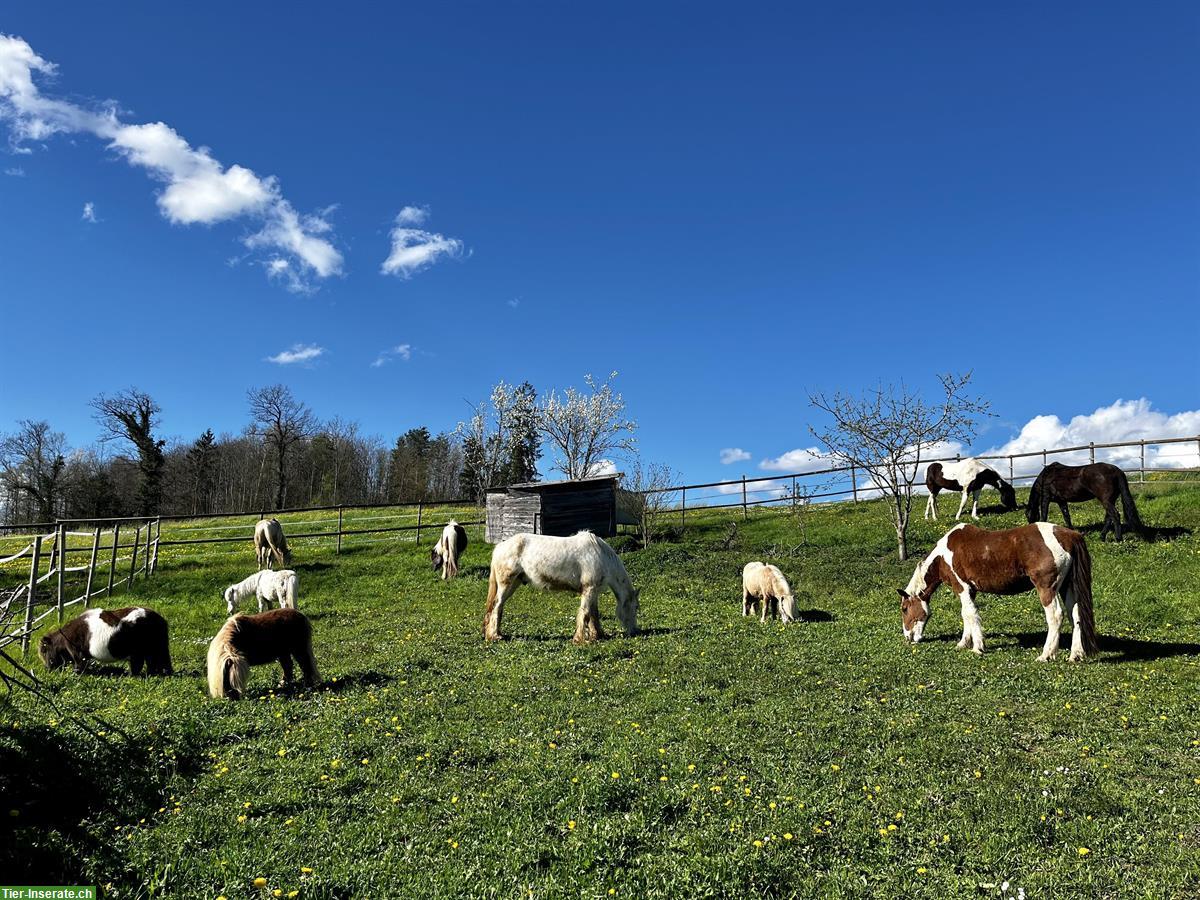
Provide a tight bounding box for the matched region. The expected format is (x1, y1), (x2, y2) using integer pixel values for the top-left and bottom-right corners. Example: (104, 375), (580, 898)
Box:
(222, 569), (298, 614)
(431, 521), (468, 580)
(483, 531), (639, 643)
(741, 562), (800, 623)
(254, 518), (291, 569)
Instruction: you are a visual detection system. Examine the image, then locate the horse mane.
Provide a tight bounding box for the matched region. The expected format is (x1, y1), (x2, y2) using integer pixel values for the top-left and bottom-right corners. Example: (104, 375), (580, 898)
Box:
(207, 616), (248, 699)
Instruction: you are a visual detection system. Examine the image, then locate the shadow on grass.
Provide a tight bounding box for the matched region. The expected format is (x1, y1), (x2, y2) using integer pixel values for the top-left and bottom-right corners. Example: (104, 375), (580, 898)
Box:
(795, 609), (835, 623)
(326, 670), (396, 691)
(294, 561), (336, 573)
(998, 631), (1200, 663)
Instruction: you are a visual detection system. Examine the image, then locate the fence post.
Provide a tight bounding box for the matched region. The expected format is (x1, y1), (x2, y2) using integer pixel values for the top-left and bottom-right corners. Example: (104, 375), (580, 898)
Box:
(23, 535), (42, 656)
(108, 523), (120, 596)
(851, 464), (858, 503)
(150, 517), (161, 575)
(416, 502), (423, 544)
(1140, 441), (1146, 484)
(1042, 449), (1047, 467)
(336, 506), (344, 555)
(144, 522), (153, 578)
(741, 476), (748, 520)
(1089, 442), (1095, 464)
(680, 487), (686, 529)
(83, 527), (100, 608)
(792, 475), (798, 508)
(55, 522), (66, 622)
(128, 525), (141, 590)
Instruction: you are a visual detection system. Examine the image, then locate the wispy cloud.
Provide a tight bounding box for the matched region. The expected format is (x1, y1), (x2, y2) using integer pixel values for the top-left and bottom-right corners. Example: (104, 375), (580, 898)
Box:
(0, 34), (342, 289)
(81, 201), (97, 222)
(758, 446), (831, 473)
(719, 447), (751, 465)
(381, 205), (464, 278)
(371, 343), (413, 368)
(266, 343), (325, 366)
(507, 298), (520, 309)
(3, 165), (23, 176)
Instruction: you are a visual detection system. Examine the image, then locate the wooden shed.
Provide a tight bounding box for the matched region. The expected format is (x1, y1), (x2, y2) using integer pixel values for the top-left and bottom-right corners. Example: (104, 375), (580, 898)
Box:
(485, 475), (619, 543)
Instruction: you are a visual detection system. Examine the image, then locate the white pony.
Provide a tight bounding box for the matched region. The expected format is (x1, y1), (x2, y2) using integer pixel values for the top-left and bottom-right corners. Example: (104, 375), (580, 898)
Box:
(483, 531), (639, 643)
(431, 521), (468, 580)
(223, 569), (298, 614)
(254, 518), (291, 569)
(924, 458), (1019, 521)
(741, 562), (799, 623)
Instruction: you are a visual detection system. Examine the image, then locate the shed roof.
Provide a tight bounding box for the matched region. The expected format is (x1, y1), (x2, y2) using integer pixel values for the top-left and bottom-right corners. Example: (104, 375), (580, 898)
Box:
(486, 474), (620, 494)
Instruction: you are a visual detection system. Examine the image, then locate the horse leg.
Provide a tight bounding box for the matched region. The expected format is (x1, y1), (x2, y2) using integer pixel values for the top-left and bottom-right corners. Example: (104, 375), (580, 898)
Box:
(742, 587), (751, 617)
(1036, 586), (1064, 662)
(485, 580), (516, 641)
(1104, 498), (1121, 542)
(279, 654), (294, 686)
(1058, 502), (1072, 530)
(955, 489), (969, 520)
(959, 590), (983, 655)
(129, 655), (145, 677)
(971, 489), (981, 520)
(575, 585), (604, 643)
(925, 490), (937, 520)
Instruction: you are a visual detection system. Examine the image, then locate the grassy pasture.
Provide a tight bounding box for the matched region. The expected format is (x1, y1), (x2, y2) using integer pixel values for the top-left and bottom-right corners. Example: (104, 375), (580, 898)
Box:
(2, 485), (1199, 899)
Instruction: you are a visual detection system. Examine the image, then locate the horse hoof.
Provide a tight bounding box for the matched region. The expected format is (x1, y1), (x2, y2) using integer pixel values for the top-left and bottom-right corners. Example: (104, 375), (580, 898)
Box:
(1036, 654), (1051, 662)
(955, 640), (969, 650)
(1069, 653), (1085, 663)
(971, 648), (984, 656)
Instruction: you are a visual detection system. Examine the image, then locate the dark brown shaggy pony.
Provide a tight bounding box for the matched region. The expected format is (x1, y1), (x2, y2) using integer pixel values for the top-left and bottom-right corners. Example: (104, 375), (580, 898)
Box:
(1027, 461), (1145, 541)
(39, 607), (172, 675)
(207, 608), (320, 699)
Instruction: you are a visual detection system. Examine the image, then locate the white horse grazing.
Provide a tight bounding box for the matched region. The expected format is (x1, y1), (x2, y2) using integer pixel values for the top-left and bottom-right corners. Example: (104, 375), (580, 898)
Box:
(483, 531), (639, 643)
(254, 518), (292, 569)
(431, 521), (468, 580)
(924, 458), (1018, 521)
(223, 569), (298, 614)
(741, 562), (799, 623)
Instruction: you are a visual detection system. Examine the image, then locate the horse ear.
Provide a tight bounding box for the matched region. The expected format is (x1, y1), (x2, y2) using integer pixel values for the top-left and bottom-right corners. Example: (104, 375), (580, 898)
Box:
(896, 588), (908, 599)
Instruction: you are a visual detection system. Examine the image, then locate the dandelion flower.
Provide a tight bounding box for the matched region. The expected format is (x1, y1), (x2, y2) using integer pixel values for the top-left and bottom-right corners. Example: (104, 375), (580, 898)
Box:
(253, 878), (267, 888)
(1078, 847), (1091, 856)
(568, 820), (576, 830)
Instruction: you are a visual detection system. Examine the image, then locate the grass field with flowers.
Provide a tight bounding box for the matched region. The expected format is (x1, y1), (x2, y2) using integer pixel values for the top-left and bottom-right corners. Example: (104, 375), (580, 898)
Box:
(2, 482), (1199, 899)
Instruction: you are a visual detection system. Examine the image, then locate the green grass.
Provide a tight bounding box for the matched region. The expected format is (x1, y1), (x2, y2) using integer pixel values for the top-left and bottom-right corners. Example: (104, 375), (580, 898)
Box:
(2, 486), (1199, 899)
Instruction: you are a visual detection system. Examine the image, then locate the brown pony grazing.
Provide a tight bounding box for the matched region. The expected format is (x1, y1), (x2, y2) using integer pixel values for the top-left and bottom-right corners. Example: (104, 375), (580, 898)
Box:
(254, 517), (292, 569)
(39, 607), (172, 676)
(898, 522), (1099, 662)
(1027, 461), (1145, 541)
(207, 608), (320, 700)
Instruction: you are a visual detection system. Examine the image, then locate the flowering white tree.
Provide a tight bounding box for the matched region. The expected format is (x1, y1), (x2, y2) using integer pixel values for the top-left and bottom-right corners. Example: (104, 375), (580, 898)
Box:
(458, 380), (541, 500)
(539, 372), (638, 480)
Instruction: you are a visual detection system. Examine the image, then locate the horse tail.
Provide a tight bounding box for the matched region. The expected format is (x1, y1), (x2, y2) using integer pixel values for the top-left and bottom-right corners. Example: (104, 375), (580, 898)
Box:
(284, 572), (298, 609)
(482, 565), (499, 638)
(298, 616), (321, 686)
(1068, 536), (1099, 656)
(1116, 471), (1146, 537)
(447, 527), (460, 578)
(207, 617), (247, 699)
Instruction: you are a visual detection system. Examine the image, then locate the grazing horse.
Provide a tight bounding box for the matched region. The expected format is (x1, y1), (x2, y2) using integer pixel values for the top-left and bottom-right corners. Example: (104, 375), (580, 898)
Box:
(741, 562), (799, 623)
(483, 531), (639, 643)
(223, 569), (299, 614)
(254, 517), (292, 569)
(1027, 462), (1145, 541)
(39, 607), (172, 676)
(898, 522), (1098, 662)
(431, 521), (468, 580)
(207, 608), (320, 700)
(924, 458), (1018, 521)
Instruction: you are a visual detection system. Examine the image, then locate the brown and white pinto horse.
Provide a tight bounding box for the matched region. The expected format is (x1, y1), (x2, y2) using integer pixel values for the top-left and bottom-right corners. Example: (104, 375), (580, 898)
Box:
(898, 522), (1098, 662)
(924, 458), (1018, 521)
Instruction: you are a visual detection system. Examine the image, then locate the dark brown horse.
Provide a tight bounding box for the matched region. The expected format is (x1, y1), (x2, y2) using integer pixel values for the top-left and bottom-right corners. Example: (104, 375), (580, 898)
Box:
(1026, 462), (1144, 541)
(206, 608), (320, 699)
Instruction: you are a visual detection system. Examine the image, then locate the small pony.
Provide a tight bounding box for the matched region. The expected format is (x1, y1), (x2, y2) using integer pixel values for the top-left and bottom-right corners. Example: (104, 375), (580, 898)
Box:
(741, 562), (799, 623)
(207, 608), (320, 700)
(222, 569), (299, 614)
(899, 522), (1099, 662)
(1027, 461), (1145, 541)
(39, 607), (172, 676)
(254, 517), (292, 569)
(431, 521), (468, 580)
(924, 458), (1018, 521)
(483, 531), (639, 643)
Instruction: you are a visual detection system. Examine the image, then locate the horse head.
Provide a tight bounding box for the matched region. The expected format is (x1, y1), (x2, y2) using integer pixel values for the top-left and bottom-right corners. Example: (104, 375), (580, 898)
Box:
(999, 481), (1018, 511)
(896, 589), (929, 642)
(38, 631), (71, 670)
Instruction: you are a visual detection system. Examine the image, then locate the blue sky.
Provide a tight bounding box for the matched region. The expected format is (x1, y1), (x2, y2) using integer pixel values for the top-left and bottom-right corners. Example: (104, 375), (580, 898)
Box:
(1, 2), (1197, 483)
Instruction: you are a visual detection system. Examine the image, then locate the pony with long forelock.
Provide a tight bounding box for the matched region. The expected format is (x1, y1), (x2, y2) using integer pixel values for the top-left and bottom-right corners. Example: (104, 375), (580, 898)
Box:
(254, 517), (292, 569)
(483, 531), (639, 643)
(40, 607), (172, 675)
(1027, 461), (1145, 541)
(898, 522), (1099, 662)
(741, 562), (800, 623)
(207, 608), (320, 700)
(222, 569), (298, 614)
(431, 521), (468, 580)
(924, 458), (1018, 521)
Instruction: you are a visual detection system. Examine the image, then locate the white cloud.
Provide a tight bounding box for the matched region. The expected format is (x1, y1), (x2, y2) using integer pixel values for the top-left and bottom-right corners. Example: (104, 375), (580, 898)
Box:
(0, 34), (342, 289)
(507, 298), (520, 309)
(719, 447), (751, 465)
(758, 446), (831, 473)
(371, 343), (413, 368)
(4, 165), (23, 176)
(381, 206), (464, 278)
(81, 201), (96, 222)
(715, 478), (789, 500)
(266, 343), (325, 366)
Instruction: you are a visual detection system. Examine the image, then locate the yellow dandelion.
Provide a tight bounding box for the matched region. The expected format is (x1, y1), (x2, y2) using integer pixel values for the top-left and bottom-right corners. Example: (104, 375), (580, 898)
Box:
(611, 771), (620, 779)
(568, 820), (577, 830)
(783, 832), (793, 840)
(253, 878), (267, 888)
(300, 867), (313, 874)
(1078, 847), (1091, 856)
(753, 839), (763, 848)
(830, 764), (840, 771)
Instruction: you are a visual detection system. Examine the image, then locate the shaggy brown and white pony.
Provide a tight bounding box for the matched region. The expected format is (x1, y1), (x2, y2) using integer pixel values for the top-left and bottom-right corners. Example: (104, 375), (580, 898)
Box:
(39, 607), (172, 675)
(741, 562), (800, 623)
(207, 608), (320, 700)
(483, 531), (639, 643)
(431, 521), (468, 580)
(254, 517), (292, 569)
(898, 522), (1098, 662)
(223, 569), (299, 614)
(924, 458), (1018, 521)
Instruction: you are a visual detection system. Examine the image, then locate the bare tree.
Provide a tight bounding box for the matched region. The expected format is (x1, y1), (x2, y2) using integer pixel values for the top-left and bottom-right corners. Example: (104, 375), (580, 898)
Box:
(808, 373), (990, 560)
(619, 457), (680, 545)
(0, 420), (67, 522)
(91, 388), (166, 516)
(248, 384), (316, 510)
(539, 372), (637, 480)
